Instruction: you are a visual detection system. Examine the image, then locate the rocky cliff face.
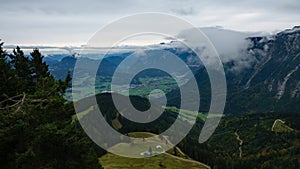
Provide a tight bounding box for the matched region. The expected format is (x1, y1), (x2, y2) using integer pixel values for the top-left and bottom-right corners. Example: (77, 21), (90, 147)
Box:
(224, 26), (300, 113)
(44, 26), (300, 114)
(169, 26), (300, 114)
(245, 26), (300, 100)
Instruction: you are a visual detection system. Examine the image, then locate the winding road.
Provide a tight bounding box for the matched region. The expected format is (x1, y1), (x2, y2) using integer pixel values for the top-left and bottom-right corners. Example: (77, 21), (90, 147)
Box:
(234, 131), (243, 158)
(162, 135), (211, 169)
(163, 152), (211, 169)
(271, 119), (285, 131)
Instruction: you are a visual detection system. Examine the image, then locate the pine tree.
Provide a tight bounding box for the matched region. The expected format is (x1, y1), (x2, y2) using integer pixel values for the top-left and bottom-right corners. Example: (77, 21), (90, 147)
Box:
(0, 41), (9, 93)
(61, 70), (72, 93)
(0, 40), (15, 98)
(30, 48), (50, 82)
(0, 44), (102, 169)
(29, 49), (57, 97)
(9, 46), (33, 94)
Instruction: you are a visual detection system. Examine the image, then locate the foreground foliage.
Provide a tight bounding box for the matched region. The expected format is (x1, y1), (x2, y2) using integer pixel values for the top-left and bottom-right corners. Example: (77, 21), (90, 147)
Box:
(0, 41), (104, 169)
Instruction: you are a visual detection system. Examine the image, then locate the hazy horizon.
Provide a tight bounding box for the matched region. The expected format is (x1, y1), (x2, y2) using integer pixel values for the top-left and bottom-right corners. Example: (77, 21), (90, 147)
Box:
(2, 25), (296, 48)
(1, 0), (299, 46)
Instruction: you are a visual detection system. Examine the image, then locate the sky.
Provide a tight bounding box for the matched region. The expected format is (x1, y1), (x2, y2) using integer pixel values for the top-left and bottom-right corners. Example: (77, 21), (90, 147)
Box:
(0, 0), (299, 47)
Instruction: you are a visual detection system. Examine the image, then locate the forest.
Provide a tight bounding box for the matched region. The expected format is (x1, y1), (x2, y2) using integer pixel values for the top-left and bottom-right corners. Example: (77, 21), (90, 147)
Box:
(0, 41), (105, 169)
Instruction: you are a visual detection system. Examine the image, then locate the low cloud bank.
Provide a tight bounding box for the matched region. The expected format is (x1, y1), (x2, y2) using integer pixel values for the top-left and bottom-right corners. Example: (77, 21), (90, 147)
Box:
(177, 27), (269, 72)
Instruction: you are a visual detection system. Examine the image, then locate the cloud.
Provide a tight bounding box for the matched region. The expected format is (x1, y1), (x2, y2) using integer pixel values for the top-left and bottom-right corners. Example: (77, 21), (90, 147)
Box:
(171, 7), (197, 16)
(177, 27), (266, 72)
(0, 0), (299, 46)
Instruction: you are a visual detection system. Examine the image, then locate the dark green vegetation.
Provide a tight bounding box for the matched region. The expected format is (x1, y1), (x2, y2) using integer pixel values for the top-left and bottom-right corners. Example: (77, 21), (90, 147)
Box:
(168, 26), (300, 114)
(1, 26), (300, 169)
(76, 93), (181, 138)
(75, 92), (300, 169)
(47, 48), (200, 100)
(51, 56), (180, 100)
(0, 42), (104, 169)
(225, 28), (300, 114)
(272, 119), (294, 133)
(178, 113), (300, 169)
(46, 27), (300, 116)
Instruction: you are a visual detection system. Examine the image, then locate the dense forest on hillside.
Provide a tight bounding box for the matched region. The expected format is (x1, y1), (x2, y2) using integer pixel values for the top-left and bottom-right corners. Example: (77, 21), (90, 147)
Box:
(0, 41), (105, 169)
(178, 113), (300, 169)
(1, 40), (299, 169)
(74, 91), (300, 169)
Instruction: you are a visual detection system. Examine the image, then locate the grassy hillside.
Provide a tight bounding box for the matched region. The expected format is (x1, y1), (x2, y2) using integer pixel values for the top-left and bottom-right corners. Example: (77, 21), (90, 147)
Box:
(272, 119), (294, 133)
(99, 153), (208, 169)
(99, 132), (209, 169)
(72, 93), (300, 168)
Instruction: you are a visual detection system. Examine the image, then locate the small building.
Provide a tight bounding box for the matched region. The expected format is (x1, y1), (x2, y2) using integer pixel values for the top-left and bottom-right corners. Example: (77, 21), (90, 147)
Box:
(140, 151), (152, 157)
(101, 90), (113, 94)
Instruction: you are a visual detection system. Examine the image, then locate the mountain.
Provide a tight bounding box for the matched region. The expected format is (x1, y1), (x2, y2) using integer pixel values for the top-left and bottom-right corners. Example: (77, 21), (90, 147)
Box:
(226, 26), (300, 113)
(74, 93), (300, 169)
(245, 26), (300, 97)
(178, 112), (300, 169)
(169, 26), (300, 114)
(46, 50), (203, 79)
(47, 54), (128, 80)
(74, 93), (199, 140)
(45, 26), (300, 114)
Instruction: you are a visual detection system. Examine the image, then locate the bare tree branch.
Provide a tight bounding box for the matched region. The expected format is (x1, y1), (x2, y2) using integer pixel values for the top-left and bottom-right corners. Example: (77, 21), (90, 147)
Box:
(0, 93), (26, 110)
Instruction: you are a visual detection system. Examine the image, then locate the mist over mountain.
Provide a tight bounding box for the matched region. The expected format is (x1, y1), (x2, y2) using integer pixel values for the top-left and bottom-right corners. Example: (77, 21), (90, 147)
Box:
(169, 26), (300, 114)
(42, 26), (300, 115)
(1, 0), (300, 168)
(1, 24), (300, 169)
(176, 27), (271, 72)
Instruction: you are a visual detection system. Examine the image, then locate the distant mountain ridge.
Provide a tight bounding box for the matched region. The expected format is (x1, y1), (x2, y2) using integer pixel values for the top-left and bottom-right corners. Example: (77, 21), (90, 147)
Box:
(168, 26), (300, 114)
(44, 26), (300, 114)
(227, 26), (300, 113)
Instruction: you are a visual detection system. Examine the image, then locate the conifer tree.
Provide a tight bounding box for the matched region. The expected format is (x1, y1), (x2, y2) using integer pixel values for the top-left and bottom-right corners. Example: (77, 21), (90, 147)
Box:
(0, 40), (17, 99)
(9, 46), (33, 94)
(0, 44), (102, 169)
(30, 48), (50, 81)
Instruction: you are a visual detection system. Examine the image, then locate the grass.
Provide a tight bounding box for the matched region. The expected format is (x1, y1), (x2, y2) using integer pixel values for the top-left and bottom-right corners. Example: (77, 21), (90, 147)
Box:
(128, 132), (157, 138)
(166, 146), (190, 159)
(99, 132), (209, 169)
(107, 132), (171, 157)
(71, 104), (215, 127)
(99, 153), (208, 169)
(112, 118), (122, 130)
(165, 106), (223, 122)
(272, 119), (294, 133)
(68, 75), (179, 99)
(71, 105), (95, 123)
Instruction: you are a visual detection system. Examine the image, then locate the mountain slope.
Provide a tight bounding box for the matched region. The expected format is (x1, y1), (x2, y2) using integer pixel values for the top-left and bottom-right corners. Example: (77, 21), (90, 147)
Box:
(169, 26), (300, 114)
(178, 112), (300, 169)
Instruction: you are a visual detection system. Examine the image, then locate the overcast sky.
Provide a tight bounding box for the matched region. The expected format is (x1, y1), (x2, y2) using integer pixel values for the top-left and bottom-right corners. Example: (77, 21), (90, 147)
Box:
(0, 0), (299, 46)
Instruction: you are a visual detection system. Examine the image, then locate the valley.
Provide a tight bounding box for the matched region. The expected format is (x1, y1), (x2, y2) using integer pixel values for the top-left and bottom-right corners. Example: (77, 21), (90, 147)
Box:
(1, 25), (300, 169)
(72, 92), (300, 169)
(54, 26), (300, 169)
